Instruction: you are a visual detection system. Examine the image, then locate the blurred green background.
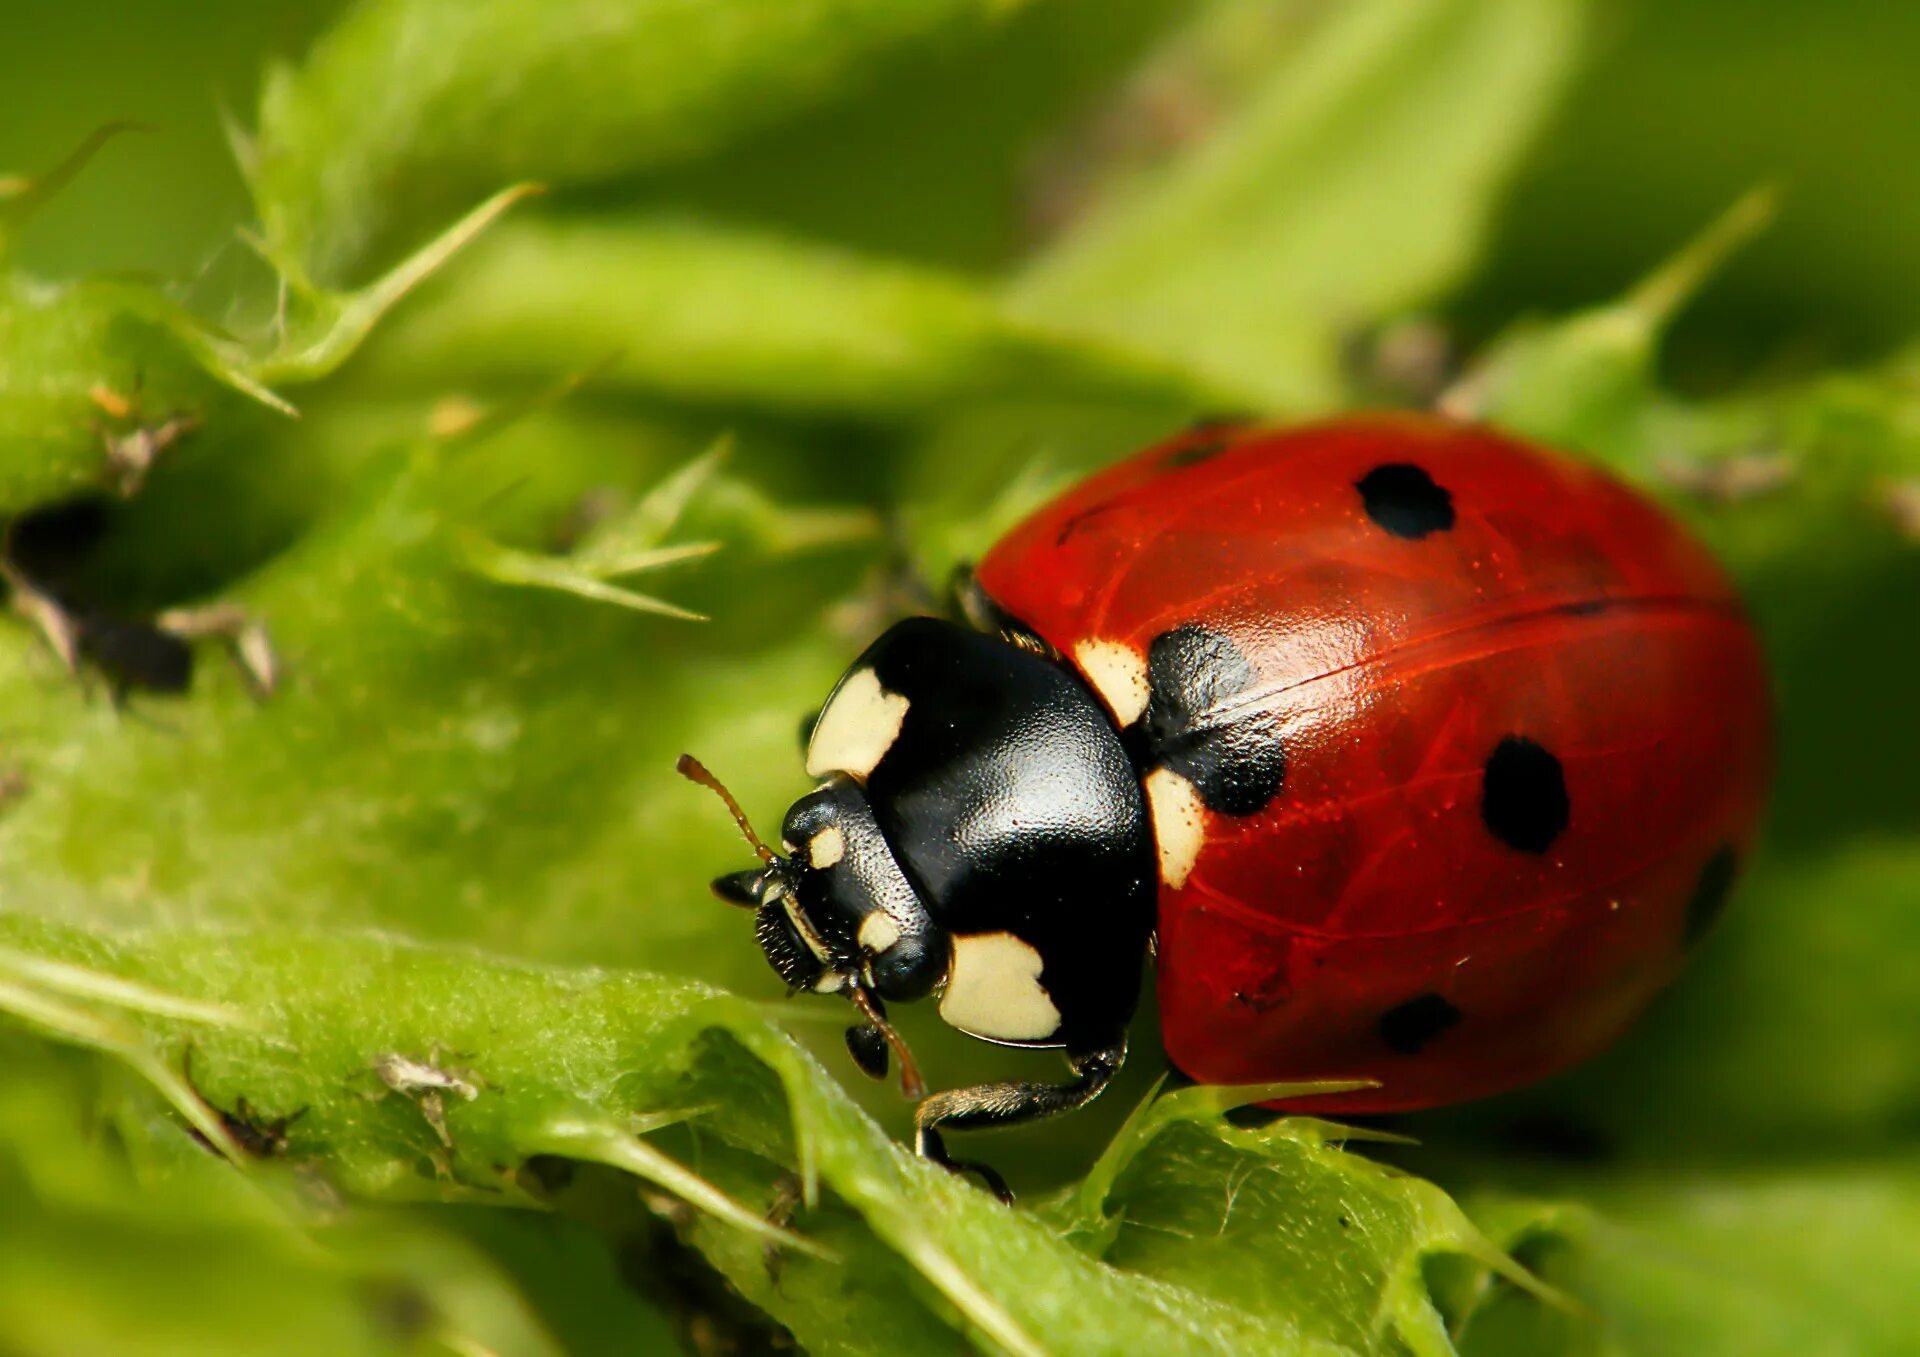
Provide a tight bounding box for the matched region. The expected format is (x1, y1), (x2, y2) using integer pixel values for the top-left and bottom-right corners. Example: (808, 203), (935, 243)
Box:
(14, 0), (1920, 374)
(0, 1), (1915, 1354)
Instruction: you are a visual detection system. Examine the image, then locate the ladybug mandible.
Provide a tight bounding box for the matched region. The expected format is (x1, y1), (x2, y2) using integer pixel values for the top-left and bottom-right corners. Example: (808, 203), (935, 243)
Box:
(683, 413), (1771, 1197)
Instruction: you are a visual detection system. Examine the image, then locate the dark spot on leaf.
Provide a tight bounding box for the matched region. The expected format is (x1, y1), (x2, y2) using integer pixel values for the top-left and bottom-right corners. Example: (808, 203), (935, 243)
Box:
(617, 1217), (798, 1352)
(79, 614), (194, 694)
(1379, 993), (1462, 1054)
(1480, 736), (1570, 853)
(6, 494), (115, 584)
(1356, 463), (1455, 539)
(363, 1281), (436, 1340)
(186, 1096), (305, 1160)
(520, 1153), (577, 1196)
(1685, 845), (1740, 945)
(5, 493), (205, 700)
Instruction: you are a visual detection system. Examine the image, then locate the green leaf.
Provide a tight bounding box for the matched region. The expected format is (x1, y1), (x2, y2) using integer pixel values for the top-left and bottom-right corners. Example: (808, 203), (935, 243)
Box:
(0, 187), (526, 512)
(352, 215), (1218, 419)
(0, 916), (1557, 1357)
(1015, 0), (1587, 411)
(8, 1), (1920, 1351)
(0, 276), (225, 511)
(1460, 1167), (1920, 1357)
(0, 1036), (575, 1357)
(462, 443), (730, 622)
(247, 0), (1033, 285)
(1455, 838), (1920, 1162)
(0, 124), (148, 260)
(1441, 187), (1780, 459)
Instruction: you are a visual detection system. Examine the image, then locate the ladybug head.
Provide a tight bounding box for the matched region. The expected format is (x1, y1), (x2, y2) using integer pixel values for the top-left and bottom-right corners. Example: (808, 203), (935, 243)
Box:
(677, 755), (941, 1093)
(706, 775), (946, 1002)
(679, 614), (1156, 1090)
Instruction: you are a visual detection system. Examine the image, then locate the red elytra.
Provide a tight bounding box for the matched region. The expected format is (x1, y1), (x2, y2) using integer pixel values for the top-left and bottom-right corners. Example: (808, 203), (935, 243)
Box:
(975, 412), (1771, 1112)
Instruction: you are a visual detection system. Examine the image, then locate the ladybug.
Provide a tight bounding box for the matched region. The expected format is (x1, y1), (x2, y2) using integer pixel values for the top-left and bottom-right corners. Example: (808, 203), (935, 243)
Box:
(683, 413), (1770, 1198)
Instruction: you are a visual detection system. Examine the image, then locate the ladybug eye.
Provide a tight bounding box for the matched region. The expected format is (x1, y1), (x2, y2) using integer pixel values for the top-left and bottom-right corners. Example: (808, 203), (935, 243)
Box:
(753, 900), (823, 992)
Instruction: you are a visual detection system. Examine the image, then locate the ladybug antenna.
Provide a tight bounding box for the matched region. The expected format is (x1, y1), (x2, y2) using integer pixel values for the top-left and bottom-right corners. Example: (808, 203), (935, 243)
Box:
(850, 985), (925, 1101)
(676, 753), (776, 866)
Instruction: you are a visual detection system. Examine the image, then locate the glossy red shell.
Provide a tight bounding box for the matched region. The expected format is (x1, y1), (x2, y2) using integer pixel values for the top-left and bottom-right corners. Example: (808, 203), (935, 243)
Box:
(975, 413), (1771, 1112)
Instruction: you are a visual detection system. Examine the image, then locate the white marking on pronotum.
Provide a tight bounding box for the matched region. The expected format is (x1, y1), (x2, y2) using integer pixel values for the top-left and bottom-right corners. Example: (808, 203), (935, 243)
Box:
(1145, 766), (1207, 889)
(809, 825), (846, 869)
(938, 932), (1061, 1043)
(858, 910), (902, 954)
(1073, 637), (1152, 727)
(805, 667), (910, 780)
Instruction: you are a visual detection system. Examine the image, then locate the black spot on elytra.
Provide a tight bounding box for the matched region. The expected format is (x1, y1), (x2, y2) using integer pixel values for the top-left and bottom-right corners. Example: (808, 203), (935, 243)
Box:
(1685, 845), (1740, 945)
(187, 1097), (305, 1161)
(1125, 625), (1286, 815)
(1356, 463), (1455, 539)
(1480, 736), (1570, 853)
(1379, 993), (1462, 1054)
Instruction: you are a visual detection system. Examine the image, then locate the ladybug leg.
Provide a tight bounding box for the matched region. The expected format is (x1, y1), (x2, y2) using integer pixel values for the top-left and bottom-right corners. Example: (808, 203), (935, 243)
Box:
(948, 562), (993, 628)
(915, 1129), (1014, 1204)
(912, 1040), (1126, 1203)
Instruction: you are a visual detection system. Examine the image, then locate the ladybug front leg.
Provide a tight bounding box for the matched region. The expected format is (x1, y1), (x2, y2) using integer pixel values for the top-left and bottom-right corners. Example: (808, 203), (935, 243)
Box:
(913, 1040), (1126, 1203)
